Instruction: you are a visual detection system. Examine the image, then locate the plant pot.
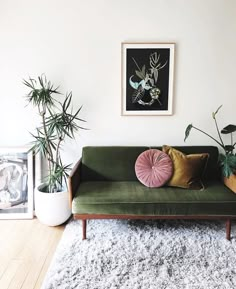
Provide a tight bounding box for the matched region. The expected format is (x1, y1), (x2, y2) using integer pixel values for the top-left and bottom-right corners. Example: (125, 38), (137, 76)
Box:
(35, 184), (71, 226)
(223, 174), (236, 194)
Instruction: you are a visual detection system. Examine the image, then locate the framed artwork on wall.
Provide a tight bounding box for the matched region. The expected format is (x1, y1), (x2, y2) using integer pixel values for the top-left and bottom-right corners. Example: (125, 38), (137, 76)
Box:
(0, 147), (34, 219)
(121, 42), (175, 116)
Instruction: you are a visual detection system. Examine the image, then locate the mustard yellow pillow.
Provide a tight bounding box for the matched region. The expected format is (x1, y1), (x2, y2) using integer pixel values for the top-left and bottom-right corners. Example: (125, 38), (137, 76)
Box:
(162, 145), (209, 190)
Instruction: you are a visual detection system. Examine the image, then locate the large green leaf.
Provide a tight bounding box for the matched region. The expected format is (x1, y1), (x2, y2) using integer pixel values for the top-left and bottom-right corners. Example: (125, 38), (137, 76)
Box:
(184, 124), (193, 142)
(219, 154), (236, 177)
(221, 124), (236, 134)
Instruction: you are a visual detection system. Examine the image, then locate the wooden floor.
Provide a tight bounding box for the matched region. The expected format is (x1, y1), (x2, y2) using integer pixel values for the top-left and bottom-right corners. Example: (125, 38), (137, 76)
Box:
(0, 218), (65, 289)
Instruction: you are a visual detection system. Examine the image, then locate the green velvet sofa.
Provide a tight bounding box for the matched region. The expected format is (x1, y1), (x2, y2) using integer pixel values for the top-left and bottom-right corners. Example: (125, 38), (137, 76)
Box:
(69, 146), (236, 240)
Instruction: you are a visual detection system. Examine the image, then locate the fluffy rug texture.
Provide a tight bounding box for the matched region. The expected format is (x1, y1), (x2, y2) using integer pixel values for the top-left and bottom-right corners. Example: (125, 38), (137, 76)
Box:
(42, 219), (236, 289)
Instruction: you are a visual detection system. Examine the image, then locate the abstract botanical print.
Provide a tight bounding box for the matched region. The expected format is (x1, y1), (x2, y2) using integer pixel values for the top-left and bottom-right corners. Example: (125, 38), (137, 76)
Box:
(122, 43), (174, 115)
(127, 48), (170, 111)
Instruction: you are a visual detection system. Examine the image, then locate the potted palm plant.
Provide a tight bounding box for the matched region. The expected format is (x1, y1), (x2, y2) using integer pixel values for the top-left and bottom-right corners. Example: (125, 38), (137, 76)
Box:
(184, 105), (236, 192)
(23, 75), (86, 225)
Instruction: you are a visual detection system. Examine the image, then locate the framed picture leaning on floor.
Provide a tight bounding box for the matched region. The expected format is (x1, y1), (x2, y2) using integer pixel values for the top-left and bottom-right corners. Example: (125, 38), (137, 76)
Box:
(122, 42), (175, 116)
(0, 147), (33, 219)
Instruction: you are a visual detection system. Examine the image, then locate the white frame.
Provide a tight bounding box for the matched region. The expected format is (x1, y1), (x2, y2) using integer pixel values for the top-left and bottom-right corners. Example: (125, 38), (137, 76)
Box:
(121, 42), (175, 116)
(0, 147), (33, 219)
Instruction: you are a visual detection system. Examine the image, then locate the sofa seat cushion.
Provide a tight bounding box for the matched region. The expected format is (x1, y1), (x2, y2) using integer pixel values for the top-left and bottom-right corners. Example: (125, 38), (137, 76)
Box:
(72, 181), (236, 216)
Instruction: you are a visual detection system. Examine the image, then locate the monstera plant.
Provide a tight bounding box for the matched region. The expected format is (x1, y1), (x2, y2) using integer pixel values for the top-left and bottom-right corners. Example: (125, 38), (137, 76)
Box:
(184, 105), (236, 178)
(23, 75), (86, 225)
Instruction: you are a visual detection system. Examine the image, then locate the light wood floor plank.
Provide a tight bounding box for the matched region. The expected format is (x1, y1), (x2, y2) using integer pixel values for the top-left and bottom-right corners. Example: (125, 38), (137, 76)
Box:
(0, 260), (23, 289)
(34, 226), (64, 289)
(8, 260), (32, 289)
(0, 220), (35, 279)
(0, 218), (65, 289)
(21, 225), (63, 289)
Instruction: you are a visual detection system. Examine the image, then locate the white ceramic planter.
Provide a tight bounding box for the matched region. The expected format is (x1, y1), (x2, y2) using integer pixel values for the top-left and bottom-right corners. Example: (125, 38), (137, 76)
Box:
(35, 184), (71, 226)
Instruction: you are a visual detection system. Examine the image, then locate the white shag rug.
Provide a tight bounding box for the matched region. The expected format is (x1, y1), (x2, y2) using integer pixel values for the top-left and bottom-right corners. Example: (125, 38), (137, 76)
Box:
(42, 219), (236, 289)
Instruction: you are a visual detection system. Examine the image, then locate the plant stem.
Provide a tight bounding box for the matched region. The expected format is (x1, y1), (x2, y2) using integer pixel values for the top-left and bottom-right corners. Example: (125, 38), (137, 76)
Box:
(213, 117), (225, 148)
(55, 138), (62, 166)
(54, 136), (63, 189)
(40, 105), (54, 193)
(192, 126), (225, 150)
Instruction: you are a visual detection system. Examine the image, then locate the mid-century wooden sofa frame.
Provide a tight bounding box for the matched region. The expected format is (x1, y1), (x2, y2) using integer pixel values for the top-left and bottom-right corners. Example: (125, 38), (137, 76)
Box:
(69, 160), (234, 241)
(68, 146), (236, 241)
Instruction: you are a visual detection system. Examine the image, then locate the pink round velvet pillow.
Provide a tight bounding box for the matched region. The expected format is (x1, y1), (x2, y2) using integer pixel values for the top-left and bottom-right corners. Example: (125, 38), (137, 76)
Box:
(135, 149), (173, 188)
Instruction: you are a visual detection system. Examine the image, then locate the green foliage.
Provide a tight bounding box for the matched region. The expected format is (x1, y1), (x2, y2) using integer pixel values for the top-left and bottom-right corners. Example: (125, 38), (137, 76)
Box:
(184, 105), (236, 178)
(23, 76), (60, 107)
(221, 124), (236, 134)
(225, 145), (235, 154)
(219, 154), (236, 178)
(24, 75), (86, 193)
(184, 124), (193, 142)
(212, 105), (222, 120)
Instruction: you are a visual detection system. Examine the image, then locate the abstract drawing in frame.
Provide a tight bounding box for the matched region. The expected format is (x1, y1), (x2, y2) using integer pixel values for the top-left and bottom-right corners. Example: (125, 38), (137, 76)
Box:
(0, 147), (33, 219)
(122, 42), (175, 116)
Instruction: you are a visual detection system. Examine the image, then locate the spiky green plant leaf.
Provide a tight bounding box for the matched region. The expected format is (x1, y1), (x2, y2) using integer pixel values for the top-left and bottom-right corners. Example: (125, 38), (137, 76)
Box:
(23, 75), (86, 193)
(23, 75), (60, 108)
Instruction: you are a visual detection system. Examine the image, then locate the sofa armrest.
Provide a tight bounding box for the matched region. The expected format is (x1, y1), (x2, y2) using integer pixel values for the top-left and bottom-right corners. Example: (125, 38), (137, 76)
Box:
(68, 158), (81, 208)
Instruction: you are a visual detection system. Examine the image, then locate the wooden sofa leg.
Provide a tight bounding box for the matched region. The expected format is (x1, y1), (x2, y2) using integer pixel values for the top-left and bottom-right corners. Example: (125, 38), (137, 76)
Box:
(226, 219), (231, 241)
(82, 219), (87, 240)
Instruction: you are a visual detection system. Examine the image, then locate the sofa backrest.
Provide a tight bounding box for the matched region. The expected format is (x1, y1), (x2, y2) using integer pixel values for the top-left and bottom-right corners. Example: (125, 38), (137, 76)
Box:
(81, 146), (148, 181)
(80, 146), (220, 182)
(155, 146), (220, 181)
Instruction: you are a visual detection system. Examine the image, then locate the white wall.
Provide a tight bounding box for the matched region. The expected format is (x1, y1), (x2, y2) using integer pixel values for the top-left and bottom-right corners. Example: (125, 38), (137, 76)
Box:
(0, 0), (236, 164)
